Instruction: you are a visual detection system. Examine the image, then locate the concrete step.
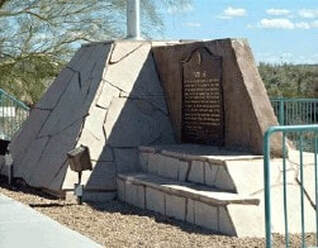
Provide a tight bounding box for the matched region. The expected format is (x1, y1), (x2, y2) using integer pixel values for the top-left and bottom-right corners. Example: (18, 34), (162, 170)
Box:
(138, 145), (268, 194)
(117, 172), (263, 236)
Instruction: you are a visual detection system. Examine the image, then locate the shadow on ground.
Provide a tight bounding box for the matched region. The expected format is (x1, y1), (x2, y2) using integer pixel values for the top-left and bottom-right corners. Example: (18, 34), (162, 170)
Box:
(2, 175), (318, 247)
(0, 174), (217, 236)
(89, 199), (219, 236)
(0, 175), (77, 209)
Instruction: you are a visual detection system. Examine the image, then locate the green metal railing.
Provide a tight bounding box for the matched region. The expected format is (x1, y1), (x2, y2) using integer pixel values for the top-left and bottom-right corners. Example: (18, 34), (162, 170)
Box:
(0, 89), (30, 140)
(271, 98), (318, 151)
(264, 125), (318, 248)
(271, 98), (318, 126)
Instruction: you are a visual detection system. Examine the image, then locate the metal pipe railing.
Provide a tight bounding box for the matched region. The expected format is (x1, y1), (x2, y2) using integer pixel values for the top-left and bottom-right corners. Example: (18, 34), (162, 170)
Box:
(264, 125), (318, 248)
(0, 89), (30, 140)
(271, 98), (318, 126)
(270, 98), (318, 152)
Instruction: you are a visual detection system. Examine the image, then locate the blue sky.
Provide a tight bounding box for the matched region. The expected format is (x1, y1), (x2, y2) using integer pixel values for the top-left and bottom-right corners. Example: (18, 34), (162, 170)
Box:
(160, 0), (318, 65)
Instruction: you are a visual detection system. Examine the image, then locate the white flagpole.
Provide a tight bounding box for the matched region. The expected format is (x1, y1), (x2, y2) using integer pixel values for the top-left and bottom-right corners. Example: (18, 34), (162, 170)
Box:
(126, 0), (141, 40)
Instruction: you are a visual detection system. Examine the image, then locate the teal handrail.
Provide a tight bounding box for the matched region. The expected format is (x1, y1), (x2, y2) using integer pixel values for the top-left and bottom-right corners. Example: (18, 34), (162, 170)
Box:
(271, 98), (318, 103)
(264, 125), (318, 248)
(0, 89), (30, 140)
(271, 98), (318, 125)
(0, 89), (30, 111)
(270, 98), (318, 152)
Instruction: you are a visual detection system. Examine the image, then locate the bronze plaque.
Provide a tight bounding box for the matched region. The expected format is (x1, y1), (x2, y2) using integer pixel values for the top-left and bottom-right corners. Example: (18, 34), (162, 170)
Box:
(182, 47), (224, 145)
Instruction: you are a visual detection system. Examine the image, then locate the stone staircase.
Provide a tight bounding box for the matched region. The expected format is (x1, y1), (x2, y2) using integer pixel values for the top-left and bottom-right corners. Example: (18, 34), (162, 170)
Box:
(117, 144), (268, 237)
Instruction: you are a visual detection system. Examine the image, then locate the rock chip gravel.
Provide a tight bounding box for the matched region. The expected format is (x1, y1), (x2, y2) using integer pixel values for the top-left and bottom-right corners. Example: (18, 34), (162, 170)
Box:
(0, 176), (316, 248)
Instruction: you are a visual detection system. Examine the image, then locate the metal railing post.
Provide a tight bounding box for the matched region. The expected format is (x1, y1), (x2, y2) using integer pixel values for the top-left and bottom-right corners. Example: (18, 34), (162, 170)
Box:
(270, 98), (318, 152)
(264, 128), (273, 248)
(0, 89), (30, 141)
(279, 98), (285, 125)
(264, 125), (318, 248)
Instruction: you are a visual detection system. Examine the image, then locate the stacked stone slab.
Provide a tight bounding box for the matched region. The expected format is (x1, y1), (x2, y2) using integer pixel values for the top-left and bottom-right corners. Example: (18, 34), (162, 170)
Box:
(118, 145), (317, 237)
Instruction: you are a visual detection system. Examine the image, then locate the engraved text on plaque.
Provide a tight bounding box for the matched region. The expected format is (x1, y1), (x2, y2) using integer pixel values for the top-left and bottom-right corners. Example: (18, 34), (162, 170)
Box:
(182, 48), (224, 145)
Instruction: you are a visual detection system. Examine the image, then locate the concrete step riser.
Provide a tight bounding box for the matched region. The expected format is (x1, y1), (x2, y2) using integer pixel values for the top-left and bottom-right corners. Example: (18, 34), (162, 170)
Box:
(117, 177), (237, 236)
(139, 151), (236, 192)
(140, 151), (289, 196)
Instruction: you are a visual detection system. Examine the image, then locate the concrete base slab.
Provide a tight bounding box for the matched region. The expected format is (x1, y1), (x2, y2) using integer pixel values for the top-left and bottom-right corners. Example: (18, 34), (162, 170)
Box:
(138, 145), (262, 192)
(123, 146), (318, 237)
(117, 172), (260, 236)
(0, 194), (102, 248)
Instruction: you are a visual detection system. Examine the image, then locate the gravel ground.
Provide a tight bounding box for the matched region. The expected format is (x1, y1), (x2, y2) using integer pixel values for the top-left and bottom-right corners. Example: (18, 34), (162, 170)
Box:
(0, 175), (316, 248)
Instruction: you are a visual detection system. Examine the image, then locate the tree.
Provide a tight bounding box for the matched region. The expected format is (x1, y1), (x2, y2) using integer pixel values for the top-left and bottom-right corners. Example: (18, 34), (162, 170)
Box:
(0, 0), (191, 104)
(258, 62), (318, 98)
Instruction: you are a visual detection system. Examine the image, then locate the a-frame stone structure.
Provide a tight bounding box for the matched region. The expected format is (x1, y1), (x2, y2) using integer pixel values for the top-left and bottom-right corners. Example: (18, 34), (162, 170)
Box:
(10, 40), (176, 200)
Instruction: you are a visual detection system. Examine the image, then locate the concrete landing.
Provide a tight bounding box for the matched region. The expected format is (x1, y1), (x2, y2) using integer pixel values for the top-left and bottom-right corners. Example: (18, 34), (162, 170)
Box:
(118, 172), (262, 237)
(0, 194), (102, 248)
(139, 145), (265, 193)
(119, 145), (318, 237)
(118, 173), (260, 206)
(140, 144), (263, 162)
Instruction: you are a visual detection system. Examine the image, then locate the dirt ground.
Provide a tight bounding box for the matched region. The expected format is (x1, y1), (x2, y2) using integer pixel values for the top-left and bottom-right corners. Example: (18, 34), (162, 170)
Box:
(0, 175), (316, 248)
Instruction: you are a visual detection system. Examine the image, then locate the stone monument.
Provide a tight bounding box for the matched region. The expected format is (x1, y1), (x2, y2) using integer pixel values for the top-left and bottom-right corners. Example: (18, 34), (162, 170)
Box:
(5, 0), (307, 237)
(6, 37), (315, 237)
(4, 37), (274, 195)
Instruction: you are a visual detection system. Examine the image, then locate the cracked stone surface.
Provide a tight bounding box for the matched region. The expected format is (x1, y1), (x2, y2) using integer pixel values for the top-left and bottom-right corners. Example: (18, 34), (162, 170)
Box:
(29, 119), (83, 190)
(105, 98), (174, 147)
(9, 43), (112, 193)
(35, 68), (75, 110)
(105, 42), (152, 93)
(75, 128), (112, 161)
(83, 107), (107, 138)
(38, 75), (84, 137)
(20, 136), (50, 181)
(96, 81), (120, 109)
(9, 109), (51, 177)
(7, 40), (176, 197)
(110, 41), (144, 64)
